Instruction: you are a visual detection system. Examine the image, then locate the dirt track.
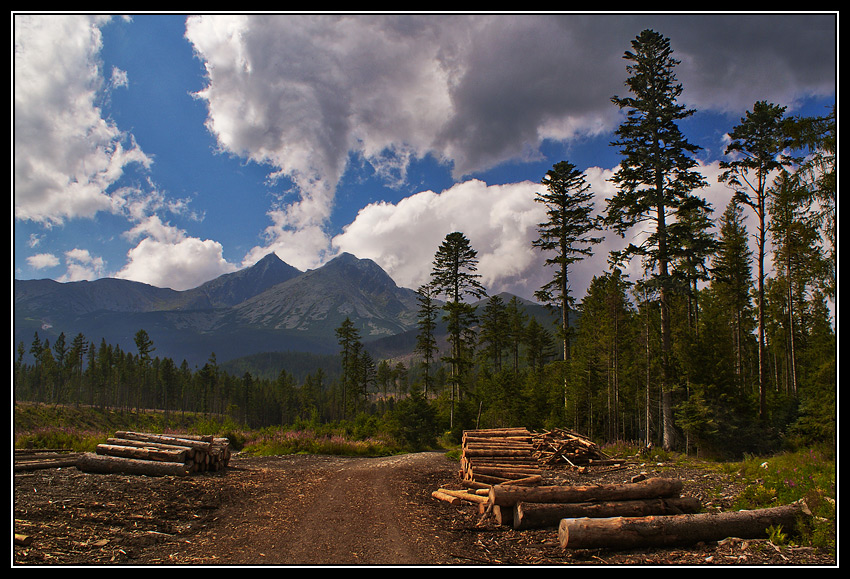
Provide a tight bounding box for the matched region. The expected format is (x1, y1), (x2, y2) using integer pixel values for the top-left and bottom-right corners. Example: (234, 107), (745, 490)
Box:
(14, 451), (836, 566)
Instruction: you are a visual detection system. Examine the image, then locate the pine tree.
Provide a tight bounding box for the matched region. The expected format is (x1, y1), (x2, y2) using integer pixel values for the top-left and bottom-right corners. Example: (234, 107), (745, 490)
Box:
(478, 294), (508, 372)
(335, 317), (362, 420)
(718, 100), (795, 419)
(605, 29), (708, 450)
(533, 160), (603, 365)
(711, 199), (754, 388)
(414, 284), (439, 395)
(430, 231), (487, 428)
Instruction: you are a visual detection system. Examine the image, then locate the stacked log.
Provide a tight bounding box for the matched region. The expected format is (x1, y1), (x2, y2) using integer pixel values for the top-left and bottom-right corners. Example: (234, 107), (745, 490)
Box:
(76, 431), (231, 477)
(532, 427), (616, 467)
(460, 427), (542, 488)
(488, 477), (700, 530)
(14, 449), (84, 471)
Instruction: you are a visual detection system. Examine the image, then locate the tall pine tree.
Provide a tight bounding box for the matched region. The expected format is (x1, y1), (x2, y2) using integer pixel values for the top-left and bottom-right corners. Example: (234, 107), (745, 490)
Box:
(718, 100), (794, 419)
(605, 29), (707, 450)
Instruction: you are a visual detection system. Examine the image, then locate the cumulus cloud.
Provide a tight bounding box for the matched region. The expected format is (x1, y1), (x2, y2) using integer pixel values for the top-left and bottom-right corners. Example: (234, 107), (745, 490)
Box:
(14, 15), (152, 226)
(59, 248), (106, 282)
(333, 177), (596, 300)
(116, 216), (237, 290)
(26, 253), (60, 270)
(185, 13), (833, 287)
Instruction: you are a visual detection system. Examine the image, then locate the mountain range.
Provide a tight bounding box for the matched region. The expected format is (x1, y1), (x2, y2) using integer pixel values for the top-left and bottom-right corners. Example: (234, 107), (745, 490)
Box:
(14, 253), (425, 368)
(15, 252), (559, 370)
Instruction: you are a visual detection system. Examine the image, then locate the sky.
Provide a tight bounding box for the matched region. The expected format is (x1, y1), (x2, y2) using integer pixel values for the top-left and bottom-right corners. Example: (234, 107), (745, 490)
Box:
(13, 12), (837, 305)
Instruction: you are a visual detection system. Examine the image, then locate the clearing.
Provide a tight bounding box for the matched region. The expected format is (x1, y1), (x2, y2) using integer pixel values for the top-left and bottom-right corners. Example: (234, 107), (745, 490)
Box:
(13, 451), (835, 566)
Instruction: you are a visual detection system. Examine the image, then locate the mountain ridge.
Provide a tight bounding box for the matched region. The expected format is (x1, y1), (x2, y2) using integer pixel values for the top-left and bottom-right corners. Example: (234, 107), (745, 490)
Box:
(14, 252), (424, 366)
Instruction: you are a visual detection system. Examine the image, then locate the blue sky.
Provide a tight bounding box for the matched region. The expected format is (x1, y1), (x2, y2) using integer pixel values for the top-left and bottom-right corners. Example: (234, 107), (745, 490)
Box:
(14, 13), (836, 303)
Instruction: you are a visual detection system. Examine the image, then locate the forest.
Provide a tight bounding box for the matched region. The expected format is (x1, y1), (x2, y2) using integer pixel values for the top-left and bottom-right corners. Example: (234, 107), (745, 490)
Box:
(13, 30), (836, 459)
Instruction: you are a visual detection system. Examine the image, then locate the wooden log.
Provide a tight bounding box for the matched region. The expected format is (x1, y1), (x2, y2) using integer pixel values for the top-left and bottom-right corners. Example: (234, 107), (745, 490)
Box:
(494, 505), (513, 527)
(436, 488), (489, 504)
(14, 456), (82, 471)
(468, 465), (542, 478)
(489, 477), (683, 507)
(469, 473), (516, 486)
(558, 501), (812, 550)
(76, 453), (191, 477)
(113, 431), (213, 453)
(464, 448), (534, 458)
(431, 490), (462, 505)
(463, 436), (532, 444)
(95, 443), (188, 463)
(513, 497), (701, 530)
(497, 474), (542, 487)
(105, 437), (196, 454)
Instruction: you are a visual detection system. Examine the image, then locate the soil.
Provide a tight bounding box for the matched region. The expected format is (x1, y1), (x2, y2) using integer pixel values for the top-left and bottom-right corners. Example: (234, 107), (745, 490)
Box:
(13, 451), (836, 567)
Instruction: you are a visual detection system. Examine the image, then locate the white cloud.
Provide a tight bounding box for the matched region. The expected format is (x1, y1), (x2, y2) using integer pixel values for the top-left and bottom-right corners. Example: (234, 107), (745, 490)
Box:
(59, 248), (106, 282)
(14, 15), (152, 226)
(185, 13), (833, 285)
(26, 253), (60, 270)
(332, 179), (551, 299)
(116, 216), (237, 290)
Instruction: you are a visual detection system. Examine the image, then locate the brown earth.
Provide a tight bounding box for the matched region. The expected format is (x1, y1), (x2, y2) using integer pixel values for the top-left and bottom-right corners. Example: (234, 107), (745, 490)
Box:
(13, 451), (836, 566)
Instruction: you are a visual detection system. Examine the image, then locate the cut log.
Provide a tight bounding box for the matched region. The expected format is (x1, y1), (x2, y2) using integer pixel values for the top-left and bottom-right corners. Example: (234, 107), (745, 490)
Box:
(559, 501), (812, 550)
(513, 497), (701, 530)
(497, 474), (543, 487)
(468, 465), (542, 479)
(76, 453), (191, 477)
(113, 431), (213, 453)
(431, 490), (462, 505)
(435, 488), (489, 504)
(95, 444), (188, 463)
(463, 448), (534, 458)
(489, 477), (683, 507)
(14, 452), (84, 471)
(105, 437), (196, 453)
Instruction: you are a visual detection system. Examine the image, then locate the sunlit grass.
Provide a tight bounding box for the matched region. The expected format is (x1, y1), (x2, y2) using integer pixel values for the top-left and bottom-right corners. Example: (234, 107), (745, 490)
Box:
(239, 427), (396, 457)
(727, 445), (836, 551)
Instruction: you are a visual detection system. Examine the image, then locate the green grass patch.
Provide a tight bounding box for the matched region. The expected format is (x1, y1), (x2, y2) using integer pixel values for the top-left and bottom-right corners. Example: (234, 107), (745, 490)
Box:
(727, 444), (836, 551)
(240, 427), (397, 457)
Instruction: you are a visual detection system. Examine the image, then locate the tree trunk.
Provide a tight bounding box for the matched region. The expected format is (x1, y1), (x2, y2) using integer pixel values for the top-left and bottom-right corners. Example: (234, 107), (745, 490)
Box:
(76, 453), (191, 477)
(489, 477), (683, 507)
(513, 497), (701, 530)
(559, 501), (811, 550)
(95, 443), (189, 463)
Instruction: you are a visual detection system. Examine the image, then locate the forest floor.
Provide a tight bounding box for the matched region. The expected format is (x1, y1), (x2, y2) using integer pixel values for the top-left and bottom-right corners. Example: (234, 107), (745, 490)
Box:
(13, 450), (836, 567)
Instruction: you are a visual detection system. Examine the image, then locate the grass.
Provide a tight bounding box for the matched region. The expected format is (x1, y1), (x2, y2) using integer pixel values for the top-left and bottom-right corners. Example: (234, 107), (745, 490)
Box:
(725, 445), (836, 551)
(13, 402), (399, 458)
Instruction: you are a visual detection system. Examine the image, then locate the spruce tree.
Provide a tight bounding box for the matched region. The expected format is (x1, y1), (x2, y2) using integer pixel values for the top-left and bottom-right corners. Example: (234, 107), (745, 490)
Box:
(605, 29), (707, 450)
(718, 100), (794, 419)
(430, 231), (487, 428)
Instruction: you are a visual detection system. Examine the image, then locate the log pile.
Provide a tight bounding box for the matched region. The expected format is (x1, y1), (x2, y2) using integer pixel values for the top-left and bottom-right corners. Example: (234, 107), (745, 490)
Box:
(75, 431), (231, 477)
(14, 449), (84, 471)
(488, 477), (699, 530)
(531, 427), (617, 467)
(459, 427), (542, 488)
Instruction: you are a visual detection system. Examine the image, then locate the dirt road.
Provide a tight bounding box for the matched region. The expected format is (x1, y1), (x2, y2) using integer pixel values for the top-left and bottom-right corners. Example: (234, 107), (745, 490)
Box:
(185, 452), (458, 565)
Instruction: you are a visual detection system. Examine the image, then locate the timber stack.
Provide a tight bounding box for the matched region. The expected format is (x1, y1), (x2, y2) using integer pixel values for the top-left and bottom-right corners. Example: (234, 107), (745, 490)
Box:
(76, 431), (231, 477)
(532, 427), (618, 467)
(460, 427), (542, 488)
(488, 476), (700, 530)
